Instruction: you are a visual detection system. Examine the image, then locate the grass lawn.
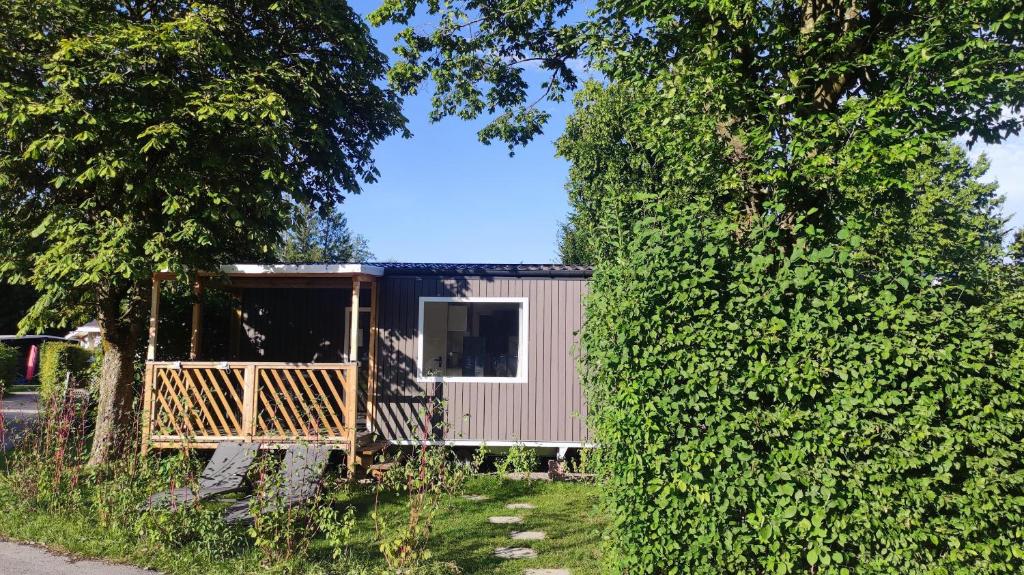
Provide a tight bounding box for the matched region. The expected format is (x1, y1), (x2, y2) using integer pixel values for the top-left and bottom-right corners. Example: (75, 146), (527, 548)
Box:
(0, 474), (606, 574)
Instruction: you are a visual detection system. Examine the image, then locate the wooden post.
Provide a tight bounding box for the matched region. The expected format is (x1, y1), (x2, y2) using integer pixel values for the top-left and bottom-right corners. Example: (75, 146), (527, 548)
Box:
(229, 291), (243, 360)
(141, 362), (154, 455)
(146, 276), (161, 361)
(348, 279), (361, 476)
(349, 278), (361, 363)
(366, 280), (379, 433)
(189, 277), (204, 360)
(346, 365), (359, 476)
(241, 363), (256, 440)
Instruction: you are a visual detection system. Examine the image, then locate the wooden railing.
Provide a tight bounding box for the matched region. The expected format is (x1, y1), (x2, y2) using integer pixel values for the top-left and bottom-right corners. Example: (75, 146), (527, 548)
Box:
(141, 361), (359, 455)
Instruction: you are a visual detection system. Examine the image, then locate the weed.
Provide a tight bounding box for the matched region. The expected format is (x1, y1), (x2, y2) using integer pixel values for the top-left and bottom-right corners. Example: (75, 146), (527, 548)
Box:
(373, 396), (466, 571)
(495, 443), (536, 481)
(469, 443), (488, 474)
(248, 455), (356, 569)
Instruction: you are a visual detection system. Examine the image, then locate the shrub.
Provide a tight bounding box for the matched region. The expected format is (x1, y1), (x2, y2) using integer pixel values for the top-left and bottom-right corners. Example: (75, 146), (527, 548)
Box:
(0, 342), (17, 394)
(583, 203), (1024, 573)
(247, 454), (356, 567)
(38, 341), (92, 405)
(374, 397), (467, 571)
(495, 443), (536, 481)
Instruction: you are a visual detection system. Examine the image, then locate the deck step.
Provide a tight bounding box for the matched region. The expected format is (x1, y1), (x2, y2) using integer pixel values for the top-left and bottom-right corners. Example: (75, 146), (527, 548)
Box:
(367, 462), (395, 480)
(358, 440), (391, 454)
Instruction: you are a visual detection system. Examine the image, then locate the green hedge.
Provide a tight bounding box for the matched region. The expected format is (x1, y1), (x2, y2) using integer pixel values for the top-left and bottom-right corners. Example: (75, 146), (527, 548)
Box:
(38, 341), (93, 405)
(583, 205), (1024, 574)
(0, 342), (17, 395)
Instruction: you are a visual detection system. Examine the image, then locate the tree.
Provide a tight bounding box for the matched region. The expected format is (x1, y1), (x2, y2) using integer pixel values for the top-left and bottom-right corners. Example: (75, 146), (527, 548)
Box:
(0, 0), (406, 464)
(372, 2), (1024, 572)
(276, 203), (373, 263)
(556, 219), (592, 265)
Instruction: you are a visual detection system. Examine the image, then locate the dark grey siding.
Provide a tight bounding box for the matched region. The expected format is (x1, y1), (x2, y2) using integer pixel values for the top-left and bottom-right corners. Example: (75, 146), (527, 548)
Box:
(373, 275), (590, 444)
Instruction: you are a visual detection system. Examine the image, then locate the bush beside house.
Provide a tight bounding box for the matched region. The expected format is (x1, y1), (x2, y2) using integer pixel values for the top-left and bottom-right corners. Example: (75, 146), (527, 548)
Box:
(38, 342), (93, 405)
(0, 343), (17, 396)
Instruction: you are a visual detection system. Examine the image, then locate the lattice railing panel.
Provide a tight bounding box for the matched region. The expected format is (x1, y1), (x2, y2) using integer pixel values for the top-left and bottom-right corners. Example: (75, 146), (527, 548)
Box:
(143, 361), (358, 449)
(149, 365), (246, 440)
(253, 366), (353, 441)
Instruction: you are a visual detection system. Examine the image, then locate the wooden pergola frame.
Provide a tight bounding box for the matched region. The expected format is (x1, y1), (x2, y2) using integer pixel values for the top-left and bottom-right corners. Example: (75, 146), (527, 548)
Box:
(145, 265), (383, 444)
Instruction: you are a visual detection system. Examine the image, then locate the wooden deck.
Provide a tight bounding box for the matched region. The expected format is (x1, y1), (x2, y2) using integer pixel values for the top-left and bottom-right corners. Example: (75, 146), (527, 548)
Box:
(141, 361), (369, 471)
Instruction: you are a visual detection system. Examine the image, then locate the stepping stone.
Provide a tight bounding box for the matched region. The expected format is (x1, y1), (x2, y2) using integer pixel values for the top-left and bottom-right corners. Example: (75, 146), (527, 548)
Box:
(511, 530), (546, 540)
(489, 515), (524, 524)
(494, 547), (538, 559)
(506, 502), (536, 509)
(524, 570), (571, 575)
(462, 494), (491, 501)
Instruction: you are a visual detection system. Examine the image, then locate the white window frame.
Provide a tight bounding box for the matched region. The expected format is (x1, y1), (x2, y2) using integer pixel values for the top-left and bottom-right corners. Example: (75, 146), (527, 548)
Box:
(417, 296), (529, 384)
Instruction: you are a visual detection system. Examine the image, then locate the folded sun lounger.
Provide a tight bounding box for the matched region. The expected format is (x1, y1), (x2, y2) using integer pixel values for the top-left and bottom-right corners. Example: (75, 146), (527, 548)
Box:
(223, 443), (331, 525)
(145, 441), (258, 509)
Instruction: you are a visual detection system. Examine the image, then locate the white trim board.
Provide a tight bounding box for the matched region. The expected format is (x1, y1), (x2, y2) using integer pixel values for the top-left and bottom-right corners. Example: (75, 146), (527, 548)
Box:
(416, 296), (529, 384)
(218, 263), (385, 276)
(388, 440), (595, 449)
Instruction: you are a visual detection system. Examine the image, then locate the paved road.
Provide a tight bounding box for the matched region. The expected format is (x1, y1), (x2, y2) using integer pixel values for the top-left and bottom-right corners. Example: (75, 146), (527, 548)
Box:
(1, 392), (40, 450)
(0, 541), (156, 574)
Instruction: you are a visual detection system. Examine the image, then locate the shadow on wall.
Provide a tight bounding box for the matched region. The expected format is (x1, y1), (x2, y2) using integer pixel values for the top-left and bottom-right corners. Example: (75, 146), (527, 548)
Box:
(374, 276), (474, 441)
(166, 275), (505, 443)
(236, 287), (361, 363)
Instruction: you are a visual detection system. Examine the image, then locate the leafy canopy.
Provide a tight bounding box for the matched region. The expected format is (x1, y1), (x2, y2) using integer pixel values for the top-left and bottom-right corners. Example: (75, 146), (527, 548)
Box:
(0, 0), (406, 332)
(371, 1), (1024, 573)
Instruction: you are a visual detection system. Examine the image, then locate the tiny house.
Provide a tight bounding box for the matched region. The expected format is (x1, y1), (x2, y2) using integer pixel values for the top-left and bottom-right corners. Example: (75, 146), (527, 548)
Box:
(142, 263), (592, 470)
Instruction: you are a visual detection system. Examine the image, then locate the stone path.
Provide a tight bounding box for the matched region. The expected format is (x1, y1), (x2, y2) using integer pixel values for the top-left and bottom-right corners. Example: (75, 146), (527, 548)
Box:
(488, 515), (523, 524)
(473, 494), (571, 574)
(494, 547), (538, 559)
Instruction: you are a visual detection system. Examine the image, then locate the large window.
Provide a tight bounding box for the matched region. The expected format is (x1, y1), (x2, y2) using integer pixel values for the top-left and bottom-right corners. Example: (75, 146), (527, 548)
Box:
(417, 297), (528, 383)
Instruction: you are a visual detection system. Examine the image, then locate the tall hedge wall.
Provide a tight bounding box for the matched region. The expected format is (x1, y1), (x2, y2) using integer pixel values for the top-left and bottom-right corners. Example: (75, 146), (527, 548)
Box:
(0, 342), (17, 395)
(38, 341), (93, 405)
(582, 204), (1024, 573)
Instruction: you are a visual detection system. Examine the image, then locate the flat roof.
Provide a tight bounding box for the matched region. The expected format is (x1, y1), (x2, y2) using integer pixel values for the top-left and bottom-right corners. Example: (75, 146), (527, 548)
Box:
(375, 262), (592, 277)
(217, 262), (593, 278)
(163, 262), (592, 279)
(216, 263), (385, 276)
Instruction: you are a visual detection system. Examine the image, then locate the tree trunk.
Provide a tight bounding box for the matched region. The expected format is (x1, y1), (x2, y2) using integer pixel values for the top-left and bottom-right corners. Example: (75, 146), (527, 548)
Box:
(87, 283), (147, 466)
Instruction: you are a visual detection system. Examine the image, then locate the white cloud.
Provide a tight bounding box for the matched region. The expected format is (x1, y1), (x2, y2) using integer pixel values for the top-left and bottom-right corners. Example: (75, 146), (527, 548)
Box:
(968, 135), (1024, 234)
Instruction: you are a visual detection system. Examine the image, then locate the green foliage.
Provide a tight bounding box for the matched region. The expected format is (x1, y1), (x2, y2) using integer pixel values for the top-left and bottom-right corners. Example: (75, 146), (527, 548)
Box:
(0, 343), (17, 393)
(0, 0), (405, 461)
(1, 0), (404, 327)
(581, 200), (1023, 573)
(557, 219), (595, 265)
(0, 473), (606, 574)
(469, 444), (488, 474)
(37, 342), (92, 405)
(277, 202), (374, 264)
(369, 0), (583, 150)
(247, 455), (356, 567)
(495, 444), (537, 481)
(374, 399), (469, 571)
(372, 2), (1024, 573)
(566, 448), (600, 477)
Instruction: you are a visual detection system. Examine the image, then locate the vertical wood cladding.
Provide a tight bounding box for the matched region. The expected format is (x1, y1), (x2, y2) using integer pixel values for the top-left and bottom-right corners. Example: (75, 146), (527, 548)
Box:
(373, 276), (590, 444)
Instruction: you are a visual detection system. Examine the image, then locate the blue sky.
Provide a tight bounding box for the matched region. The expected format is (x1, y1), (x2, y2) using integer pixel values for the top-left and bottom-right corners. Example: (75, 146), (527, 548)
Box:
(345, 2), (1024, 263)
